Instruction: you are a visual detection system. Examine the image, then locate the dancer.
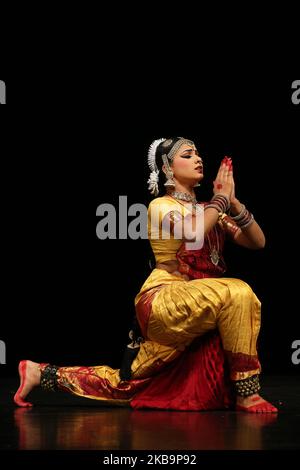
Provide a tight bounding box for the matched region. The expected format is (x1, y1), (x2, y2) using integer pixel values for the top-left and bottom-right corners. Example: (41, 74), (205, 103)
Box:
(14, 137), (277, 413)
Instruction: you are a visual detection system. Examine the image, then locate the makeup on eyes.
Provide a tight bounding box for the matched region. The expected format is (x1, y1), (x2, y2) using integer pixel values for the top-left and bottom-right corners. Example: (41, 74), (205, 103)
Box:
(180, 149), (202, 162)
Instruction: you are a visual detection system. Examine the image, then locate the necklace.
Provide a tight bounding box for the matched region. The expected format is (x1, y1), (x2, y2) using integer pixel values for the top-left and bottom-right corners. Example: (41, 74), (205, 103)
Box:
(170, 191), (198, 210)
(207, 226), (220, 266)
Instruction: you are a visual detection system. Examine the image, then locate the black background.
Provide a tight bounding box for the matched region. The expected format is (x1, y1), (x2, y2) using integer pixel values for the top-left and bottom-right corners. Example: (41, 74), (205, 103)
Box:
(0, 75), (299, 380)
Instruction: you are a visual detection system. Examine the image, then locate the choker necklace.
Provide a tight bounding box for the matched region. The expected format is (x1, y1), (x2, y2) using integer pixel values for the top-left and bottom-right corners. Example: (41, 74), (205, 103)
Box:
(170, 191), (198, 209)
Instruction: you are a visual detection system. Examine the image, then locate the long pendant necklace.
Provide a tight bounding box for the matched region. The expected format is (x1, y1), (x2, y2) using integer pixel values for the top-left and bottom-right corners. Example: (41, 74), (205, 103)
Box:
(207, 226), (220, 266)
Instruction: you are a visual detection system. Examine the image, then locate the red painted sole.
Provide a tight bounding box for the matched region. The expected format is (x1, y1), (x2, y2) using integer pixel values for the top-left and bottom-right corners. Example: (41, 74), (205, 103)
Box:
(236, 403), (278, 413)
(13, 360), (33, 407)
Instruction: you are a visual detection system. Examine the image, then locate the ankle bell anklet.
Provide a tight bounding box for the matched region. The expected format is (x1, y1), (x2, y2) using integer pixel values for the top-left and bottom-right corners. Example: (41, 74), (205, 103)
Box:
(235, 374), (261, 397)
(40, 364), (59, 392)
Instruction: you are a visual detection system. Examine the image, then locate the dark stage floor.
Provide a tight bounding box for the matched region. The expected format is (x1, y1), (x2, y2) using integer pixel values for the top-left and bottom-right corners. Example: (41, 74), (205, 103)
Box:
(0, 375), (299, 453)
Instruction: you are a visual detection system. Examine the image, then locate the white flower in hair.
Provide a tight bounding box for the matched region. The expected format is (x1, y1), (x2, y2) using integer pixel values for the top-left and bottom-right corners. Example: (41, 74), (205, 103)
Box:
(147, 138), (166, 196)
(147, 171), (160, 196)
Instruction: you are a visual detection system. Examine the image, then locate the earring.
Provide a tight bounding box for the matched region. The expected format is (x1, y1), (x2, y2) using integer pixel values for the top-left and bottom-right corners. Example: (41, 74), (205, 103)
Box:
(162, 154), (175, 188)
(194, 183), (201, 188)
(164, 170), (175, 188)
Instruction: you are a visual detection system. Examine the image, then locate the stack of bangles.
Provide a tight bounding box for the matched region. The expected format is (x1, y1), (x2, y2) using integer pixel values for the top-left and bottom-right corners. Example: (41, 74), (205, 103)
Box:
(205, 194), (230, 214)
(230, 204), (254, 229)
(205, 196), (255, 230)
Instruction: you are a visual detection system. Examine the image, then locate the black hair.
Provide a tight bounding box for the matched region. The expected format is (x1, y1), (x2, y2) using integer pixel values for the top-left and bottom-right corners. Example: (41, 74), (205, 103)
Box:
(119, 137), (196, 381)
(155, 137), (186, 195)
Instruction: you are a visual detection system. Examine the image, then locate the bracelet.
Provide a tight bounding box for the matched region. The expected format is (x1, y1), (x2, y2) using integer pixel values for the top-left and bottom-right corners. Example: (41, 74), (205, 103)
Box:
(239, 213), (255, 229)
(230, 203), (255, 229)
(210, 194), (230, 213)
(230, 204), (246, 221)
(205, 200), (226, 214)
(212, 193), (230, 209)
(219, 213), (240, 236)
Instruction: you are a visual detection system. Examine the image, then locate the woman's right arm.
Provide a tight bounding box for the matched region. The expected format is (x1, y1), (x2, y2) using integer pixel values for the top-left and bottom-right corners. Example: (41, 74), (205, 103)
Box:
(172, 160), (233, 242)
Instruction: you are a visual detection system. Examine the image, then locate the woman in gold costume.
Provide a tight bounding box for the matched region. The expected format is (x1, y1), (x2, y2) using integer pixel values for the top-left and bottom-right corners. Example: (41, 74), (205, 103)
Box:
(14, 137), (277, 412)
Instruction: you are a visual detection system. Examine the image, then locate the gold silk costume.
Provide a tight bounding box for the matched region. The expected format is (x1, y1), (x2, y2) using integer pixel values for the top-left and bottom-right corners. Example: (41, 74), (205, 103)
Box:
(41, 196), (261, 407)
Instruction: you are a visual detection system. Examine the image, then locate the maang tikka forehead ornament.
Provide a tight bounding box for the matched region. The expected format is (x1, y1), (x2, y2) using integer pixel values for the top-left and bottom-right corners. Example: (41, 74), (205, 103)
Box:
(147, 137), (195, 196)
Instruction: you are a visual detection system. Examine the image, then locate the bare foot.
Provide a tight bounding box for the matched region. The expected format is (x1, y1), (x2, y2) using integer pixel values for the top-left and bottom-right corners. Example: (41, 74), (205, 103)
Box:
(236, 394), (278, 413)
(14, 360), (41, 407)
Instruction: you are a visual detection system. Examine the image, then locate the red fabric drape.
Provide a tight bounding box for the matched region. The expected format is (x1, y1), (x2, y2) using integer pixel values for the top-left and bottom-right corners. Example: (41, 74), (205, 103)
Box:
(131, 331), (234, 411)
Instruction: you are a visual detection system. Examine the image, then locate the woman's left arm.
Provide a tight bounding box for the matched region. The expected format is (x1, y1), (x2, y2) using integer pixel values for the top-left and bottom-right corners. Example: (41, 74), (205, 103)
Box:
(226, 157), (266, 250)
(230, 199), (266, 250)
